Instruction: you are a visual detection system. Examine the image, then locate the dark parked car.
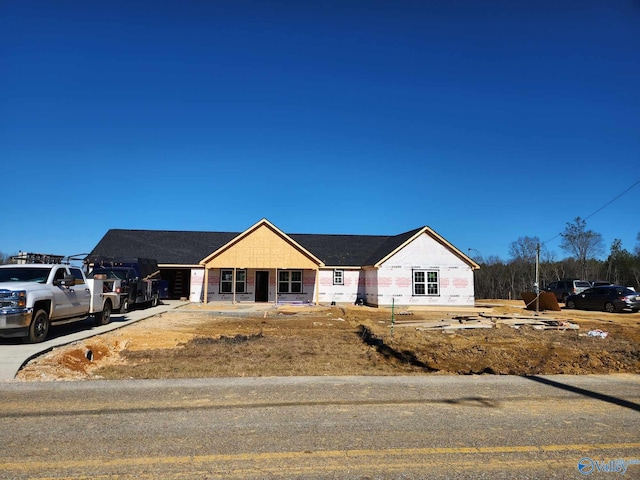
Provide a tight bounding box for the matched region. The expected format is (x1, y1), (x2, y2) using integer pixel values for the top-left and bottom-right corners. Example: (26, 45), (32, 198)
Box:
(543, 279), (592, 302)
(565, 286), (640, 313)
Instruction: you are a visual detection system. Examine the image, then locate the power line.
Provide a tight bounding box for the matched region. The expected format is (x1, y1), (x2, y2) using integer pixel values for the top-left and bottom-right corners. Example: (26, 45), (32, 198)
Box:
(583, 178), (640, 222)
(543, 178), (640, 246)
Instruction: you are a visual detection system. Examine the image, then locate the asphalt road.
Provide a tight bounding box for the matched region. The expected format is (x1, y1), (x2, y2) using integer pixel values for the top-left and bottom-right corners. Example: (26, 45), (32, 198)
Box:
(1, 375), (639, 479)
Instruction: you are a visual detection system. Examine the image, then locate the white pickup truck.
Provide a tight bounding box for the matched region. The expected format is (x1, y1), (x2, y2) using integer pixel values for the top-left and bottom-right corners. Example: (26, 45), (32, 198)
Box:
(0, 263), (121, 343)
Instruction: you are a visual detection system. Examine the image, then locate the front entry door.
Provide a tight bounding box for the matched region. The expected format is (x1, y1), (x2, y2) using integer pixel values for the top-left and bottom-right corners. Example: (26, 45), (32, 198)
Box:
(255, 271), (269, 302)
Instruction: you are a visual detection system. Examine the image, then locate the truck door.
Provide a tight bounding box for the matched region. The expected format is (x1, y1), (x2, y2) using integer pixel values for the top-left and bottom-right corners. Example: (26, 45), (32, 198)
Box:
(51, 267), (76, 318)
(51, 267), (90, 318)
(68, 267), (92, 315)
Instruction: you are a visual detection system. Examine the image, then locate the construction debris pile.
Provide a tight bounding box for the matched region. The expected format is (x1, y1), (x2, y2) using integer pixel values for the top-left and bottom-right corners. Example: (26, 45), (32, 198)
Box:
(396, 313), (579, 332)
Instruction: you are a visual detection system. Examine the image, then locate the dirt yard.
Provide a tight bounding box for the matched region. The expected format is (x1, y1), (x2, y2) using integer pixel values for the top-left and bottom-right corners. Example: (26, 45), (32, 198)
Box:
(15, 301), (640, 381)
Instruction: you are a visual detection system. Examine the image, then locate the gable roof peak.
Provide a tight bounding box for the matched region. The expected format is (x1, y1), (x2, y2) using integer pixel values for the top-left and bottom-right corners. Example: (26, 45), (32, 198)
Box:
(199, 218), (323, 266)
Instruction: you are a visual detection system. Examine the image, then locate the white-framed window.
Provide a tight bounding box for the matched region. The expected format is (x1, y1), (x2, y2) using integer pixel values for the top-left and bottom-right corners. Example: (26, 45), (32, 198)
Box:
(333, 269), (344, 285)
(279, 270), (302, 293)
(220, 269), (246, 293)
(413, 270), (439, 296)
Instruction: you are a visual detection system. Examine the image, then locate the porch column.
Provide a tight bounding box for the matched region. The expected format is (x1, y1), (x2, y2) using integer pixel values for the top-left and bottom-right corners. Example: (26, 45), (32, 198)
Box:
(232, 268), (236, 305)
(204, 267), (209, 305)
(314, 267), (319, 305)
(275, 268), (278, 305)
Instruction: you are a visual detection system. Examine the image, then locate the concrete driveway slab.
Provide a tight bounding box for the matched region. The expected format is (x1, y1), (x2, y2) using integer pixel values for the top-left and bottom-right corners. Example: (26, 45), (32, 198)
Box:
(0, 300), (189, 381)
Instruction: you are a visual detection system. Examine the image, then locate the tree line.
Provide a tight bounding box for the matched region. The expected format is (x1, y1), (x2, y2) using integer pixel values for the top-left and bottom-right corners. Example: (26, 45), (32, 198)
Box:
(472, 217), (640, 299)
(2, 217), (638, 301)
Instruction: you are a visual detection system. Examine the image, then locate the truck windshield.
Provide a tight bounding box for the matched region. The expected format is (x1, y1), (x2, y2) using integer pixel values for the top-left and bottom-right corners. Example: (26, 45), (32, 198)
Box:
(0, 267), (52, 283)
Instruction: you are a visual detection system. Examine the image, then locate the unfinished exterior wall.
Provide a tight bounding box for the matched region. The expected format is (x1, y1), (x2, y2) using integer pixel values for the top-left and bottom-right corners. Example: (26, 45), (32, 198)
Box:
(362, 268), (379, 306)
(189, 236), (474, 307)
(316, 269), (362, 305)
(190, 268), (205, 302)
(189, 223), (475, 307)
(371, 233), (475, 307)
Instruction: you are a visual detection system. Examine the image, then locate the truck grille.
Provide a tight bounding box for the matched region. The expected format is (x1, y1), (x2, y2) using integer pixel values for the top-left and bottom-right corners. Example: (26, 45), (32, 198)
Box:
(0, 290), (15, 308)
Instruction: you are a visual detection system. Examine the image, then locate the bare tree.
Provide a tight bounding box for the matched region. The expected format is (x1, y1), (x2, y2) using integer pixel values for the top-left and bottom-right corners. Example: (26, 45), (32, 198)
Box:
(507, 236), (548, 296)
(560, 217), (604, 279)
(508, 236), (544, 263)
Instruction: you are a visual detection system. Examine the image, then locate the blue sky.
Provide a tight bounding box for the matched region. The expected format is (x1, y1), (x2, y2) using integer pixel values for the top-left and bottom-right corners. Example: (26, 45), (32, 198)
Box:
(2, 0), (639, 262)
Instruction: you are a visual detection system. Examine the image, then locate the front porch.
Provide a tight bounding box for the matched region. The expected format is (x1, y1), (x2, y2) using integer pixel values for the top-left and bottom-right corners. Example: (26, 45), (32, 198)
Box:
(202, 267), (320, 305)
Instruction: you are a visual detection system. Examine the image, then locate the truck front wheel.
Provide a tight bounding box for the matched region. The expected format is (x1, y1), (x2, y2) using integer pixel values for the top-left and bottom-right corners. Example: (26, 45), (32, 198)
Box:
(25, 309), (50, 344)
(94, 300), (112, 326)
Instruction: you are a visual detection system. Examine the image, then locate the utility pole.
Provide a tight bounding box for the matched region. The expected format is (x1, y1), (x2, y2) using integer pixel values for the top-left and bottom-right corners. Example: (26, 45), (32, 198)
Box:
(535, 243), (540, 313)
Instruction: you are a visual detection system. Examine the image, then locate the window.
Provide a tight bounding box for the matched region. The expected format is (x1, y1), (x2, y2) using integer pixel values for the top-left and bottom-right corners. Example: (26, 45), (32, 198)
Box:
(333, 269), (344, 285)
(235, 270), (246, 293)
(413, 270), (439, 296)
(70, 268), (85, 285)
(0, 267), (50, 283)
(220, 269), (246, 293)
(279, 270), (302, 293)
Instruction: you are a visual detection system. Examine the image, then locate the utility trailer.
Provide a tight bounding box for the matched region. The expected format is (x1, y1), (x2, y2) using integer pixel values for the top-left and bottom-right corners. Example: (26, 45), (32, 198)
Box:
(88, 257), (160, 313)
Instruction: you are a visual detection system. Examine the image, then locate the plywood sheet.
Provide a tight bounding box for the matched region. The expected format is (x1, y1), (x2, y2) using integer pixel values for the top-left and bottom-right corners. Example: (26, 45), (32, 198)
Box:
(521, 291), (561, 311)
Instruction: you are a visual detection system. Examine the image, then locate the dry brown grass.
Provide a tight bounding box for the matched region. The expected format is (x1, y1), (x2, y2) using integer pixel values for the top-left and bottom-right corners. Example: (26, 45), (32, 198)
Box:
(95, 311), (418, 379)
(15, 302), (640, 381)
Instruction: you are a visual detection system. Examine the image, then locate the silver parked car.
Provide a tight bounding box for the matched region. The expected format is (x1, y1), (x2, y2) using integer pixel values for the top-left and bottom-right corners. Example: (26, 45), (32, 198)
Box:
(543, 279), (592, 303)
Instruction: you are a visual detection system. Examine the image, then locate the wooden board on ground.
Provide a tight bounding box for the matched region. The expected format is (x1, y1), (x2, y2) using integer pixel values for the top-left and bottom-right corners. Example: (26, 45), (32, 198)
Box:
(397, 316), (493, 331)
(494, 317), (579, 330)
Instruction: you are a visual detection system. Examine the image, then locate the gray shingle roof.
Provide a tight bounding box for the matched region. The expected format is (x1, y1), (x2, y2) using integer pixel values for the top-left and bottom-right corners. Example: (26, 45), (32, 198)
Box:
(89, 230), (237, 265)
(89, 227), (426, 267)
